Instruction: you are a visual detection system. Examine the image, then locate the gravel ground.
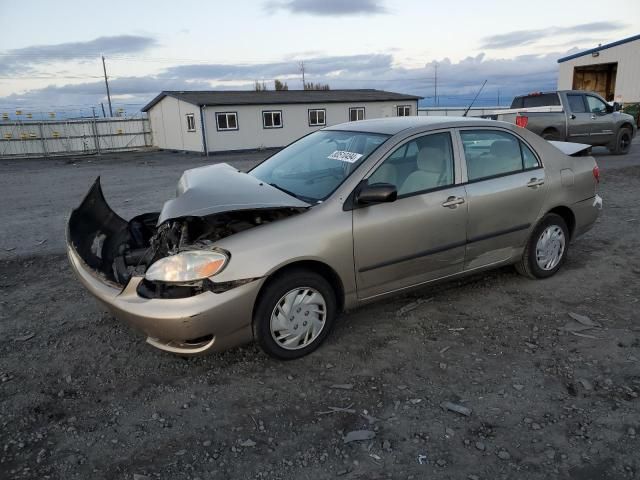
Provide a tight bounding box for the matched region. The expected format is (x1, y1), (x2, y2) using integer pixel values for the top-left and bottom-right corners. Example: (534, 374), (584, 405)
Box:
(1, 141), (639, 479)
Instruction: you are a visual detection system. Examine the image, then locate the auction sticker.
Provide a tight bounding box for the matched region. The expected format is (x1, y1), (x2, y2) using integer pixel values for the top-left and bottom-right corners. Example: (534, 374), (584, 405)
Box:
(328, 150), (363, 163)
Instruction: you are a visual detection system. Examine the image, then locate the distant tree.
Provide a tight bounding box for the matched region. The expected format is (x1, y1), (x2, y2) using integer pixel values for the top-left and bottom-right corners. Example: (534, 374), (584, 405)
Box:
(274, 79), (289, 91)
(304, 82), (330, 91)
(254, 80), (268, 91)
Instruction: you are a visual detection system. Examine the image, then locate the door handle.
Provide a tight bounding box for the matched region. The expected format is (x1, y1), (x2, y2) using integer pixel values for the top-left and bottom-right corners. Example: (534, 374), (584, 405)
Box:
(570, 114), (576, 120)
(442, 196), (465, 208)
(591, 114), (597, 120)
(527, 178), (545, 188)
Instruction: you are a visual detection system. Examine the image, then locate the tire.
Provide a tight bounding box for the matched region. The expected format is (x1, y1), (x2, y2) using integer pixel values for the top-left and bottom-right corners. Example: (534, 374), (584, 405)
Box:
(609, 127), (632, 155)
(253, 269), (337, 360)
(541, 129), (561, 141)
(516, 213), (569, 279)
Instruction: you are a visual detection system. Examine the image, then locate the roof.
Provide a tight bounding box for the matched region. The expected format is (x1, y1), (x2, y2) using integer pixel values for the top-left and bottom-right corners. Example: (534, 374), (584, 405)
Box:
(557, 34), (640, 63)
(141, 89), (422, 112)
(326, 115), (493, 135)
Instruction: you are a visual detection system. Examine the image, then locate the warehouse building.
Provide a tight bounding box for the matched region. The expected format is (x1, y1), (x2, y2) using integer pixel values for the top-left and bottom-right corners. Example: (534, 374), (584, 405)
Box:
(557, 34), (640, 103)
(141, 89), (421, 153)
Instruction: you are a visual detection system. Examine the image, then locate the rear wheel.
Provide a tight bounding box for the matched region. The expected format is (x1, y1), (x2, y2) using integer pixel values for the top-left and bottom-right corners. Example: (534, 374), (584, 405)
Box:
(516, 213), (569, 279)
(541, 129), (562, 141)
(253, 269), (337, 360)
(609, 127), (632, 155)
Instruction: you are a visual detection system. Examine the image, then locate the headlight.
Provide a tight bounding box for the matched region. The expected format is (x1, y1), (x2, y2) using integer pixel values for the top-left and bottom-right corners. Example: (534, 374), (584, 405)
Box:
(145, 250), (228, 283)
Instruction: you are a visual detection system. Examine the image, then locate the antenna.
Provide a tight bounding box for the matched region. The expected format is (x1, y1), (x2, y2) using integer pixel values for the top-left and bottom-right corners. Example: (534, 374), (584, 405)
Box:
(463, 80), (487, 117)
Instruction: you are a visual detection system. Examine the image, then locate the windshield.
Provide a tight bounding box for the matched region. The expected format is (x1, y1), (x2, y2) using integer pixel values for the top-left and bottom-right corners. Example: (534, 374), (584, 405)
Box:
(249, 130), (390, 203)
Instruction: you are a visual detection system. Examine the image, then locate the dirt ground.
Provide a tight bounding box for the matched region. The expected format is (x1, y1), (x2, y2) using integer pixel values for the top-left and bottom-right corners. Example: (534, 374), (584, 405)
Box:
(1, 141), (639, 480)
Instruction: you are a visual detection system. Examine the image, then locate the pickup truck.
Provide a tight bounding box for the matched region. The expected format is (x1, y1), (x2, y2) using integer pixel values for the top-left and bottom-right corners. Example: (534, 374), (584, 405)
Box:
(495, 90), (637, 154)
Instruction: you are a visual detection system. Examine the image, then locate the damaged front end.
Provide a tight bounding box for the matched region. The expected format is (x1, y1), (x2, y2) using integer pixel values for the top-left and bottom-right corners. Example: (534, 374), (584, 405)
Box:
(67, 176), (308, 296)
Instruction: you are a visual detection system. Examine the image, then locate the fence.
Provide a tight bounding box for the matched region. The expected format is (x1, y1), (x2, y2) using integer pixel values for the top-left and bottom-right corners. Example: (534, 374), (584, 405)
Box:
(0, 117), (152, 158)
(418, 106), (510, 118)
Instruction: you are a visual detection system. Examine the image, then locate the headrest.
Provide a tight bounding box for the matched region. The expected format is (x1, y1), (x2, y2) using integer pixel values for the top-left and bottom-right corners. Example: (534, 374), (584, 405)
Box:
(416, 147), (446, 171)
(490, 140), (519, 159)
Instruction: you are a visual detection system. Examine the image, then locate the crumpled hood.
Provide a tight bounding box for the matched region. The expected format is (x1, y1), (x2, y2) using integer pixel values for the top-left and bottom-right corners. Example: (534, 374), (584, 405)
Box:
(157, 163), (309, 225)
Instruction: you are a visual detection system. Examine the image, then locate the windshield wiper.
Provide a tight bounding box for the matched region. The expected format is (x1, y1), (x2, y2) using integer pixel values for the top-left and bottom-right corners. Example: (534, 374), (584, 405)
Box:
(269, 182), (298, 198)
(269, 183), (316, 204)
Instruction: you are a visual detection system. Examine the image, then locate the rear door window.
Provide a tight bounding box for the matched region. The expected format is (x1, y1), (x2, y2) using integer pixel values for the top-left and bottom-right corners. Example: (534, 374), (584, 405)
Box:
(567, 94), (587, 113)
(460, 130), (539, 181)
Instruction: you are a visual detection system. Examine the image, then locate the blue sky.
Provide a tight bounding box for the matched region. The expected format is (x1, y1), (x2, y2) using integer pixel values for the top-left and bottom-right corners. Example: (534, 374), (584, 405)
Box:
(0, 0), (637, 115)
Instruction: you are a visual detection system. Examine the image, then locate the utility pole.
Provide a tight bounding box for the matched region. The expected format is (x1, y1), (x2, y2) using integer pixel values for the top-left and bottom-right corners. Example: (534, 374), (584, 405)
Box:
(102, 56), (113, 117)
(299, 61), (306, 89)
(101, 103), (106, 118)
(434, 62), (438, 107)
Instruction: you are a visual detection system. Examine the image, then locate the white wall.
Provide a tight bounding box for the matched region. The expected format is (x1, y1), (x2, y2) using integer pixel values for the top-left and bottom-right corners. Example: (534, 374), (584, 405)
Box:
(558, 38), (640, 103)
(202, 100), (417, 152)
(148, 96), (203, 152)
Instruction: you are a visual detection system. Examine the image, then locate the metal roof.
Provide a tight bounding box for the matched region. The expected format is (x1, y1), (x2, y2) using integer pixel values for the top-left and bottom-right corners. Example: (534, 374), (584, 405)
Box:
(557, 34), (640, 63)
(141, 89), (422, 112)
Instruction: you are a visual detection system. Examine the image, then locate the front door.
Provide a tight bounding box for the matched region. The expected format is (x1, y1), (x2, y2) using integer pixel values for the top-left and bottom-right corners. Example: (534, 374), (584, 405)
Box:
(585, 94), (615, 145)
(459, 128), (548, 269)
(352, 131), (468, 300)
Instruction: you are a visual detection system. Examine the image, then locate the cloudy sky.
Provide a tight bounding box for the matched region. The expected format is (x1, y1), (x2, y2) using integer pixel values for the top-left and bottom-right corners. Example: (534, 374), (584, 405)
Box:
(0, 0), (636, 115)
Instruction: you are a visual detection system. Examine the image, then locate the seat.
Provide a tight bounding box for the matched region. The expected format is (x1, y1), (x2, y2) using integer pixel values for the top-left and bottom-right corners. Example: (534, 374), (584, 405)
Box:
(399, 146), (449, 195)
(368, 163), (398, 187)
(482, 140), (521, 178)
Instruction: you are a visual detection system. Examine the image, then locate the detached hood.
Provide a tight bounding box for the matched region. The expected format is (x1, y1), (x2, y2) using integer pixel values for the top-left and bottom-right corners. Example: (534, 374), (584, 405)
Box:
(158, 163), (310, 225)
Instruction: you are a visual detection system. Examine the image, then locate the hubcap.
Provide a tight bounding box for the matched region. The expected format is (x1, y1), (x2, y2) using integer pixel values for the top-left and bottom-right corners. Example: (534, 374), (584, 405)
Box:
(535, 225), (566, 271)
(270, 287), (327, 350)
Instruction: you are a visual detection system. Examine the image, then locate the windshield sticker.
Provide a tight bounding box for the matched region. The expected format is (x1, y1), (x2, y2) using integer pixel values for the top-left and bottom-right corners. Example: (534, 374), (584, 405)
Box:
(328, 150), (363, 163)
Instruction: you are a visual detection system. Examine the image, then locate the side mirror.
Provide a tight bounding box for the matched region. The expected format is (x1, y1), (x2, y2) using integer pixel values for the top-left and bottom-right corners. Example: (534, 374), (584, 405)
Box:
(613, 102), (622, 112)
(356, 183), (397, 205)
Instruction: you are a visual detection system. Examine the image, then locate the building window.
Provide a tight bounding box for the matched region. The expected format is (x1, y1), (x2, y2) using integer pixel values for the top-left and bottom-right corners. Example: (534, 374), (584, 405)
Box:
(262, 110), (283, 129)
(397, 105), (411, 116)
(186, 113), (196, 132)
(349, 107), (365, 121)
(308, 109), (326, 127)
(216, 112), (238, 131)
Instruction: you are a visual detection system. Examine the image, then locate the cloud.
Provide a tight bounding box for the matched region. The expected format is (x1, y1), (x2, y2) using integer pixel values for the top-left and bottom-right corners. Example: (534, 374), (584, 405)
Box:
(481, 21), (626, 49)
(161, 54), (393, 80)
(265, 0), (387, 16)
(0, 50), (568, 113)
(0, 35), (157, 75)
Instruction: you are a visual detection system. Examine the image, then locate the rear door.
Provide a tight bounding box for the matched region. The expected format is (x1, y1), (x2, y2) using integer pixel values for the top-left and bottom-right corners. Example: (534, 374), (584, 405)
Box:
(585, 94), (615, 145)
(352, 131), (467, 300)
(458, 128), (547, 270)
(565, 93), (591, 143)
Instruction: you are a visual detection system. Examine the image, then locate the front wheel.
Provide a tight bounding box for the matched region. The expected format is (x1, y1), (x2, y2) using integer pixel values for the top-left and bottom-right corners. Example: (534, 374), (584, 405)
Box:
(253, 269), (337, 360)
(516, 214), (569, 279)
(609, 127), (632, 155)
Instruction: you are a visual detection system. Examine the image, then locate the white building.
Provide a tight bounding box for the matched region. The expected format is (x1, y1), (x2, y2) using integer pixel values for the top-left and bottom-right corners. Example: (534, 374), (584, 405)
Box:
(557, 34), (640, 103)
(141, 89), (421, 153)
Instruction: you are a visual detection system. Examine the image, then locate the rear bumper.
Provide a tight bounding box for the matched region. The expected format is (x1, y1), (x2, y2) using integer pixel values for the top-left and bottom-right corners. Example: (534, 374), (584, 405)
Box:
(572, 194), (602, 239)
(68, 245), (261, 355)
